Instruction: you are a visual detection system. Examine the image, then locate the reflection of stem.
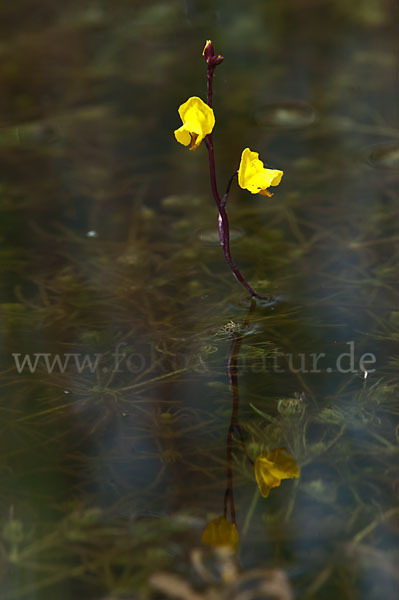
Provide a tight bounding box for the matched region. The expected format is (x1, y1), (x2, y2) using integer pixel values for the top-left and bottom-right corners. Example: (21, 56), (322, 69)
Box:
(224, 300), (256, 524)
(204, 65), (266, 299)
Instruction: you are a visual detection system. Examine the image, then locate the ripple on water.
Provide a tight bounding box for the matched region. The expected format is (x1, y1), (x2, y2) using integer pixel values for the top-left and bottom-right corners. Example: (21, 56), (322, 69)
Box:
(366, 142), (399, 170)
(255, 101), (316, 129)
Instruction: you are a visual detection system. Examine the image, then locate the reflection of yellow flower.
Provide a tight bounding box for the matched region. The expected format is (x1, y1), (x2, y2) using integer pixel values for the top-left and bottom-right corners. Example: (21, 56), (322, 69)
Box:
(174, 96), (215, 151)
(201, 516), (239, 551)
(238, 147), (283, 196)
(255, 448), (300, 498)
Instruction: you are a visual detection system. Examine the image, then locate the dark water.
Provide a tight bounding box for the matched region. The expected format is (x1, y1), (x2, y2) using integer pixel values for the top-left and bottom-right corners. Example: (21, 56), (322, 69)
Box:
(0, 1), (398, 598)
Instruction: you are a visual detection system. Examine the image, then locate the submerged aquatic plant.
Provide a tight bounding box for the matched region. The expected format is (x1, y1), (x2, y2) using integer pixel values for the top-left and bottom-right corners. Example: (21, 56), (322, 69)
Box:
(174, 40), (283, 298)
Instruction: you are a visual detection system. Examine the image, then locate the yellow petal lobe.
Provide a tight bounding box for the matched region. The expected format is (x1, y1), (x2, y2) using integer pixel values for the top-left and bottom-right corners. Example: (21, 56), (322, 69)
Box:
(255, 448), (300, 498)
(201, 516), (239, 551)
(174, 126), (191, 147)
(238, 147), (283, 195)
(174, 96), (215, 150)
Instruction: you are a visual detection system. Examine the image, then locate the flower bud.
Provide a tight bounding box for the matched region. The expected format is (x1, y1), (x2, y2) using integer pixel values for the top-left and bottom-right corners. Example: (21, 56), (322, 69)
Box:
(209, 54), (224, 67)
(202, 39), (224, 67)
(202, 39), (214, 62)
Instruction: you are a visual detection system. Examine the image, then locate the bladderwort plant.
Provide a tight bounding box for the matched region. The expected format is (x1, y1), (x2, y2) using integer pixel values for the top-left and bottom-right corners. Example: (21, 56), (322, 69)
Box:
(174, 40), (284, 299)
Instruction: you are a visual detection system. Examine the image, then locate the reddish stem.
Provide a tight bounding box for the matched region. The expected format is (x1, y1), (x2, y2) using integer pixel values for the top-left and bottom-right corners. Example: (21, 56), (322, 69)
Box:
(204, 64), (264, 298)
(224, 299), (256, 523)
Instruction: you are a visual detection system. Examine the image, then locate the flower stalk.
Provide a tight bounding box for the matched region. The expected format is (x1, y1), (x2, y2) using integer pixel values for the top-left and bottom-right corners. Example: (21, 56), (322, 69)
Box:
(204, 59), (264, 298)
(174, 41), (284, 298)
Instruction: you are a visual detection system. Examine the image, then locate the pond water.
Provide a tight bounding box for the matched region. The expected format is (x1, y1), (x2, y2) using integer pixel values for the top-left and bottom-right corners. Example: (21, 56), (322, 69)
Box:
(0, 1), (398, 598)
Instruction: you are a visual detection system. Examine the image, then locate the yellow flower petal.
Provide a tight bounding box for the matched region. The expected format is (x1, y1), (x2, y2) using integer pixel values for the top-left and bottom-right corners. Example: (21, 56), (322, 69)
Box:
(238, 147), (283, 195)
(201, 516), (239, 551)
(255, 448), (300, 498)
(174, 96), (215, 150)
(174, 126), (191, 147)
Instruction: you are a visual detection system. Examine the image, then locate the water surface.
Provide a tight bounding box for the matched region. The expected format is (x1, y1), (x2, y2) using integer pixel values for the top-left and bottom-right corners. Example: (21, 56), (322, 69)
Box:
(0, 1), (398, 598)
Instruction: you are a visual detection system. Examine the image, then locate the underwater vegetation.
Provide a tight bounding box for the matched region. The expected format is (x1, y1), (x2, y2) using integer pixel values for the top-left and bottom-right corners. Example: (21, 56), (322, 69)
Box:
(0, 0), (398, 599)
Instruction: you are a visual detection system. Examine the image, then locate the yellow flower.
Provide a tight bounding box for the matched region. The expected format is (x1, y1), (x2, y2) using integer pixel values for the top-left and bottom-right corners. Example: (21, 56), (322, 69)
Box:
(174, 96), (215, 151)
(201, 516), (239, 551)
(255, 448), (300, 498)
(238, 147), (283, 196)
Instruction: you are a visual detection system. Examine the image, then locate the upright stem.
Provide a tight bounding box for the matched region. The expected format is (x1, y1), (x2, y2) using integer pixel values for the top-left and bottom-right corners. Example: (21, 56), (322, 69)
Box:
(207, 66), (214, 107)
(218, 204), (260, 297)
(204, 136), (221, 209)
(204, 65), (264, 299)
